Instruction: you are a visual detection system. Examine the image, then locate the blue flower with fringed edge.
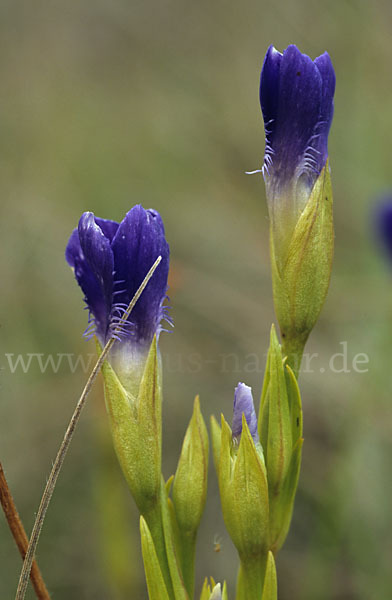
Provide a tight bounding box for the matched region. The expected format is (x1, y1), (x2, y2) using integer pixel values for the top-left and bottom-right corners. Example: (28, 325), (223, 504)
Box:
(260, 44), (335, 194)
(257, 45), (336, 371)
(66, 205), (171, 391)
(260, 45), (335, 262)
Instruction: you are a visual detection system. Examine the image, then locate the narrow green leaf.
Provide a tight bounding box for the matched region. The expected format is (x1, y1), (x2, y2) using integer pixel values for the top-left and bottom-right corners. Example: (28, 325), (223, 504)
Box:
(285, 364), (302, 446)
(160, 477), (189, 600)
(261, 552), (277, 600)
(210, 415), (222, 474)
(140, 516), (170, 600)
(200, 578), (211, 600)
(267, 326), (292, 496)
(272, 437), (303, 553)
(222, 581), (228, 600)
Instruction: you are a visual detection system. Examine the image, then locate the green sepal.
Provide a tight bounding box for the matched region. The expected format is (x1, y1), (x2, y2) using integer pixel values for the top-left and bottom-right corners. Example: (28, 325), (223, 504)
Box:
(173, 396), (209, 535)
(160, 476), (189, 600)
(200, 579), (211, 600)
(99, 337), (161, 515)
(172, 397), (209, 597)
(286, 363), (302, 445)
(261, 552), (277, 600)
(167, 496), (182, 563)
(235, 566), (246, 600)
(270, 437), (303, 553)
(264, 326), (292, 499)
(258, 328), (304, 552)
(210, 415), (222, 474)
(140, 516), (170, 600)
(269, 363), (303, 551)
(218, 415), (269, 560)
(270, 163), (334, 371)
(222, 582), (228, 600)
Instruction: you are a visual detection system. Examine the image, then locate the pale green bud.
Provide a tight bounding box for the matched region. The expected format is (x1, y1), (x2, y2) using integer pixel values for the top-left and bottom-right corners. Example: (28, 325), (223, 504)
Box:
(172, 397), (209, 597)
(173, 396), (209, 535)
(258, 325), (303, 552)
(218, 415), (269, 560)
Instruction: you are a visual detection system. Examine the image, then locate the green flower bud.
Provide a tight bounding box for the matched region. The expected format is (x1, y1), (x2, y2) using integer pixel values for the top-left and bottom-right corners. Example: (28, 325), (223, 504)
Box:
(258, 325), (303, 552)
(172, 397), (209, 597)
(218, 415), (269, 561)
(173, 396), (209, 535)
(269, 164), (334, 372)
(259, 326), (292, 499)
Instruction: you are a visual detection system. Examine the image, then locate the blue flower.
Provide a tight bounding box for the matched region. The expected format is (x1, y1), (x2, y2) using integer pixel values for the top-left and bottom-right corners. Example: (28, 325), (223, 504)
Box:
(65, 205), (170, 356)
(260, 44), (335, 198)
(232, 383), (259, 444)
(375, 197), (392, 262)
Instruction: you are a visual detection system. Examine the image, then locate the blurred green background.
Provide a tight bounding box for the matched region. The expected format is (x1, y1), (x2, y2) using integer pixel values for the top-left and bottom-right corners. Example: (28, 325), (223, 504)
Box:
(1, 0), (392, 598)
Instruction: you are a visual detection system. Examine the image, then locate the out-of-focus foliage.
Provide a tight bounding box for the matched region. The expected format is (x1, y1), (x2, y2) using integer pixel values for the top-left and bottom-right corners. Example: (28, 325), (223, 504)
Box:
(0, 1), (391, 598)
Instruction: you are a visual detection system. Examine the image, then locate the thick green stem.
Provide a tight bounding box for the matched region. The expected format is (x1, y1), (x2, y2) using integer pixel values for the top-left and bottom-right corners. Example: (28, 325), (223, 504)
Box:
(236, 553), (268, 600)
(178, 530), (196, 598)
(281, 335), (306, 379)
(143, 497), (174, 599)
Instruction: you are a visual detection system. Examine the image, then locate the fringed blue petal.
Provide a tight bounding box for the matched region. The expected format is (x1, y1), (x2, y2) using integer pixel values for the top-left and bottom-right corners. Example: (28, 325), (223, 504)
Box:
(260, 44), (335, 191)
(111, 205), (170, 348)
(66, 205), (170, 349)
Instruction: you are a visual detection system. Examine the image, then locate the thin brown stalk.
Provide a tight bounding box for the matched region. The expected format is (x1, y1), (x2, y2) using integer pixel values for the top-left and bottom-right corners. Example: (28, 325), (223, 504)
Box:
(15, 255), (162, 600)
(0, 461), (51, 599)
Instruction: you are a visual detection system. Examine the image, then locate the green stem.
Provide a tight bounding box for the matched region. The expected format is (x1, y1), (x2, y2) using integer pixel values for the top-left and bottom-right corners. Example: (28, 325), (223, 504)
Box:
(281, 335), (306, 378)
(178, 530), (196, 598)
(143, 497), (174, 599)
(236, 553), (268, 600)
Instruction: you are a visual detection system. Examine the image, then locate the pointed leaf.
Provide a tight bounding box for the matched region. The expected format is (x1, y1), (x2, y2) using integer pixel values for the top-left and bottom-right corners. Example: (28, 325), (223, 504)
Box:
(140, 516), (170, 600)
(267, 326), (292, 498)
(160, 476), (189, 600)
(210, 415), (222, 474)
(261, 552), (277, 600)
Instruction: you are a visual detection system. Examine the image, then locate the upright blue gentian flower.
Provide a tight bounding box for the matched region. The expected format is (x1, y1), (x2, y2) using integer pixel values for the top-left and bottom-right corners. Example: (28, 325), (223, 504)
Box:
(66, 205), (170, 392)
(260, 44), (335, 261)
(259, 45), (335, 370)
(375, 197), (392, 262)
(232, 383), (259, 444)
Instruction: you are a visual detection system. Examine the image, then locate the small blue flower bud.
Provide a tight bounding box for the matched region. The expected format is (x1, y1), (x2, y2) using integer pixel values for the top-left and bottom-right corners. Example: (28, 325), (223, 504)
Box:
(232, 383), (259, 444)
